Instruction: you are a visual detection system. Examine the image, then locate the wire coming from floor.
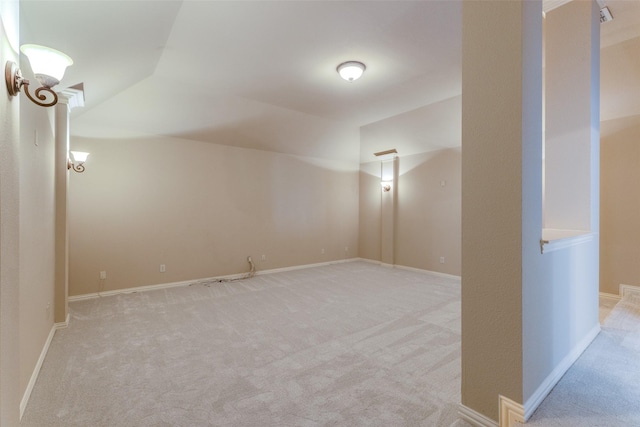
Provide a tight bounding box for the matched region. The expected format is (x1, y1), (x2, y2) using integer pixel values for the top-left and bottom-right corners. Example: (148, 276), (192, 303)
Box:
(191, 256), (256, 287)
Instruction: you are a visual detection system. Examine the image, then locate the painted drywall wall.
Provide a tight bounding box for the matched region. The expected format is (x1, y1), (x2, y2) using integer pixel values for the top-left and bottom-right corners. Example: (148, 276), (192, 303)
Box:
(68, 135), (359, 296)
(600, 116), (640, 294)
(18, 97), (57, 406)
(461, 1), (600, 422)
(0, 2), (21, 424)
(396, 149), (461, 275)
(461, 1), (526, 419)
(523, 2), (600, 408)
(358, 100), (462, 276)
(358, 162), (382, 262)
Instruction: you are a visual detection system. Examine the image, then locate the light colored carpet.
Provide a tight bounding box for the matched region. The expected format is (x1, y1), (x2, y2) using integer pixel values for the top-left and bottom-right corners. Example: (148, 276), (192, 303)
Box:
(520, 291), (640, 426)
(21, 261), (471, 427)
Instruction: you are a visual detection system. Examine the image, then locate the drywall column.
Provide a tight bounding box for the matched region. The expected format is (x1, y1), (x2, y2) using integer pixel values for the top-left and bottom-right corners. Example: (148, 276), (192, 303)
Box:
(0, 3), (21, 423)
(54, 88), (84, 324)
(380, 156), (398, 265)
(54, 98), (70, 324)
(461, 1), (542, 423)
(544, 1), (600, 232)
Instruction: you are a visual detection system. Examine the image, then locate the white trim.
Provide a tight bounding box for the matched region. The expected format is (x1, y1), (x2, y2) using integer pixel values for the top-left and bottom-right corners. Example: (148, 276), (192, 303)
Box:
(20, 324), (57, 419)
(69, 258), (359, 301)
(499, 395), (524, 427)
(357, 258), (462, 280)
(523, 323), (600, 420)
(540, 231), (593, 254)
(254, 258), (356, 276)
(393, 263), (461, 280)
(55, 313), (71, 329)
(599, 292), (621, 302)
(458, 404), (498, 427)
(620, 284), (640, 298)
(543, 0), (572, 13)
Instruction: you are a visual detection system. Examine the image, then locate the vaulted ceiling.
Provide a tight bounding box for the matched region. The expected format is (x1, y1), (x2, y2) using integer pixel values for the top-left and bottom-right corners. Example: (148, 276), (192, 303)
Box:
(19, 1), (640, 163)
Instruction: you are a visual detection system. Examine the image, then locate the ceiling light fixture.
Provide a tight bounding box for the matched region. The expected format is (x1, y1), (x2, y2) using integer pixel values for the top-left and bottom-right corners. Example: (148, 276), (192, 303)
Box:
(5, 44), (73, 107)
(337, 61), (366, 82)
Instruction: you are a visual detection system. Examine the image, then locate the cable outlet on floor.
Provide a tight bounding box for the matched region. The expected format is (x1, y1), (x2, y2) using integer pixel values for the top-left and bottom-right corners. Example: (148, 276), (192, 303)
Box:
(160, 264), (166, 273)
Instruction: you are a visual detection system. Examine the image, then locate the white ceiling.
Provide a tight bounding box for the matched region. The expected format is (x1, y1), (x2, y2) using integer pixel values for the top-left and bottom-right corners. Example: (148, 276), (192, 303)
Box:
(19, 1), (640, 163)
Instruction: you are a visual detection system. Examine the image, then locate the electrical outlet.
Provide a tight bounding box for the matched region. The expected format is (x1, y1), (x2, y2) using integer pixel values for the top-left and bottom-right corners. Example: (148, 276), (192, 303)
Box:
(344, 246), (349, 252)
(321, 248), (325, 254)
(261, 254), (267, 261)
(99, 271), (107, 280)
(160, 264), (166, 273)
(440, 257), (445, 264)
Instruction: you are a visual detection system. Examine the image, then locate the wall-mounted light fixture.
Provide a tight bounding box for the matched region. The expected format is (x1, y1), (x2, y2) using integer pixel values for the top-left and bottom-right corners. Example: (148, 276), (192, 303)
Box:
(67, 151), (89, 173)
(337, 61), (366, 82)
(5, 44), (73, 107)
(374, 149), (398, 193)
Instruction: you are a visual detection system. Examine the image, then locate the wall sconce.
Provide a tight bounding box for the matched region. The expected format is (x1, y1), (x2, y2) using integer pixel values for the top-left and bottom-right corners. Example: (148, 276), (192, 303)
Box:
(381, 181), (392, 192)
(5, 44), (73, 107)
(67, 151), (89, 173)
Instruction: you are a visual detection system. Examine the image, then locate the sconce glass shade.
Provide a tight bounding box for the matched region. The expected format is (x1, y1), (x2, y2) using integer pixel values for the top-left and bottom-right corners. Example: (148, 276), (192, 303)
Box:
(20, 44), (73, 87)
(337, 61), (366, 82)
(70, 151), (89, 164)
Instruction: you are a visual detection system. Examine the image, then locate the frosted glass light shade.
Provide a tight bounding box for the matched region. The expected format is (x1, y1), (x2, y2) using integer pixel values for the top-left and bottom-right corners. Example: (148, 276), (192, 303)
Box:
(20, 44), (73, 85)
(70, 151), (89, 164)
(337, 61), (365, 82)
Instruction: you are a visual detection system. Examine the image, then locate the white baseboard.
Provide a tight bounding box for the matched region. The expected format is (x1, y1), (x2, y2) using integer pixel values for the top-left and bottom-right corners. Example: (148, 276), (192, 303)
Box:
(499, 395), (524, 426)
(357, 258), (461, 280)
(599, 292), (621, 302)
(458, 404), (498, 427)
(620, 284), (640, 298)
(69, 258), (359, 302)
(523, 323), (600, 420)
(254, 258), (357, 276)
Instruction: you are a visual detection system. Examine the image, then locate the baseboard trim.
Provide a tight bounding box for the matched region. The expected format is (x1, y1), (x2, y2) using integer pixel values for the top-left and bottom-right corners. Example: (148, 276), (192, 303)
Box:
(254, 258), (357, 276)
(69, 258), (359, 302)
(499, 395), (524, 426)
(620, 284), (640, 298)
(356, 258), (461, 280)
(20, 322), (59, 419)
(599, 292), (621, 302)
(55, 313), (71, 329)
(458, 404), (498, 427)
(523, 323), (600, 420)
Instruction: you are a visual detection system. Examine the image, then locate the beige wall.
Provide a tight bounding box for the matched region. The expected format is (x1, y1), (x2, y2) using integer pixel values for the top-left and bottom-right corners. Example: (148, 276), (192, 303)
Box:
(1, 2), (21, 423)
(461, 1), (527, 418)
(359, 148), (462, 275)
(396, 149), (461, 275)
(600, 116), (640, 294)
(18, 100), (57, 405)
(68, 135), (359, 296)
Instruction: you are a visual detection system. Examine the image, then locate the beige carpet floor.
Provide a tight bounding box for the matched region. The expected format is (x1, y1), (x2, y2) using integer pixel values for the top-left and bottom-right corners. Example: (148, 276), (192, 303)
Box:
(520, 291), (640, 426)
(21, 261), (470, 427)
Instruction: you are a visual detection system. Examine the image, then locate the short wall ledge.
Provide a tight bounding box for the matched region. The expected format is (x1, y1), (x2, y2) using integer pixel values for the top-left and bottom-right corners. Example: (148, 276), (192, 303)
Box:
(540, 229), (594, 254)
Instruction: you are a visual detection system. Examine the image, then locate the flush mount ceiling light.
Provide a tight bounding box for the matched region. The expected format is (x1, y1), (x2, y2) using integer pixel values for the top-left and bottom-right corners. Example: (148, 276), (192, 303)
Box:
(337, 61), (366, 82)
(5, 44), (73, 107)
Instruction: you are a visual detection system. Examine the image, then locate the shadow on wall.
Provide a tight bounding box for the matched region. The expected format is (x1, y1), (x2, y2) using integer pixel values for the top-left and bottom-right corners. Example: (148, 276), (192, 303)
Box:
(67, 135), (359, 297)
